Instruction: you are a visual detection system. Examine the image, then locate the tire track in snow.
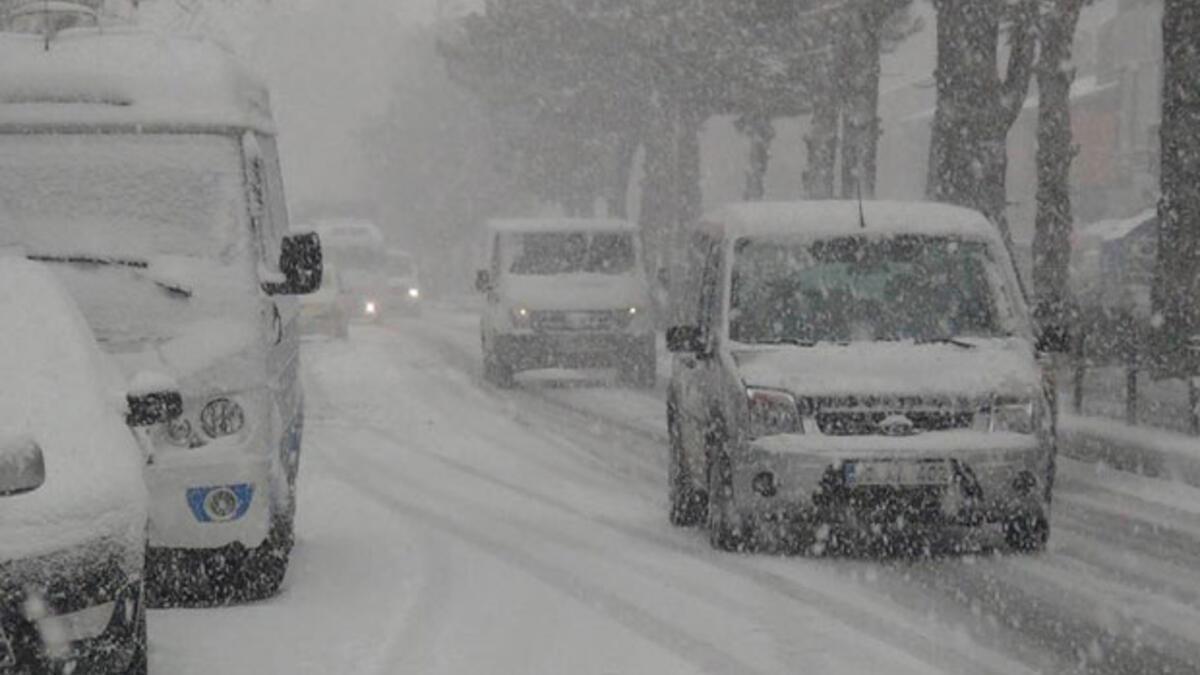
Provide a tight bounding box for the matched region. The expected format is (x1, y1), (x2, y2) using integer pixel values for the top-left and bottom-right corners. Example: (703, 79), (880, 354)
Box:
(310, 373), (1028, 675)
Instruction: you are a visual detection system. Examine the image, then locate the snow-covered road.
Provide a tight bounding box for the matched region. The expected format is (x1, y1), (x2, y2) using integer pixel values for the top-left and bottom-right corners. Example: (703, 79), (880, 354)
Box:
(151, 307), (1200, 674)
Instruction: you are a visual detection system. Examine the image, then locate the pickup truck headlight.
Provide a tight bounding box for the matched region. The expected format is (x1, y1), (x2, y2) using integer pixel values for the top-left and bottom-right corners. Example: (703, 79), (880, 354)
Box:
(747, 387), (802, 439)
(976, 398), (1037, 434)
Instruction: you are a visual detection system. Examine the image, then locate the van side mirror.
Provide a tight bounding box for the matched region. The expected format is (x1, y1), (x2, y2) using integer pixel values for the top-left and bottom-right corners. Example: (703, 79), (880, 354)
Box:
(127, 391), (184, 427)
(266, 232), (323, 296)
(475, 269), (491, 293)
(0, 436), (45, 497)
(667, 325), (705, 353)
(1036, 323), (1071, 354)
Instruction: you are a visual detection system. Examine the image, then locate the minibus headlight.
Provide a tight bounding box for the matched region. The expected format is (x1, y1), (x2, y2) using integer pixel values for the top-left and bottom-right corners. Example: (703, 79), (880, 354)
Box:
(200, 398), (245, 438)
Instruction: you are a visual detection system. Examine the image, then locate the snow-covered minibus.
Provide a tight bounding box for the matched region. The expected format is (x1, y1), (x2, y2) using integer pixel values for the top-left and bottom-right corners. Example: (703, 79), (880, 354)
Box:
(0, 28), (322, 605)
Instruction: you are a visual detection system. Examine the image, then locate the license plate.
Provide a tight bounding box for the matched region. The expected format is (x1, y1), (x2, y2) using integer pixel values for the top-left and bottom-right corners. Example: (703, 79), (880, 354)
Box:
(844, 460), (952, 487)
(0, 626), (14, 668)
(565, 312), (608, 330)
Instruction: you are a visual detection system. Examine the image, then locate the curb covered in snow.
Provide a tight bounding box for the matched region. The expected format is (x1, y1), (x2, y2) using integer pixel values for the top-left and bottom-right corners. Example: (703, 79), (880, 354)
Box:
(1060, 414), (1200, 487)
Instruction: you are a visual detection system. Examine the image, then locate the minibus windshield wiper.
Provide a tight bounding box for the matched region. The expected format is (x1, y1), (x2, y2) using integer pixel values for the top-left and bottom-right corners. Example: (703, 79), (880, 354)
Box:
(28, 254), (193, 299)
(914, 335), (977, 349)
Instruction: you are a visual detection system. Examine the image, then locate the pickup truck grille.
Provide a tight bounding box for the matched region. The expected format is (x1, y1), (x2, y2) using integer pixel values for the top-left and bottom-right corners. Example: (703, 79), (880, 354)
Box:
(802, 396), (976, 436)
(530, 310), (629, 332)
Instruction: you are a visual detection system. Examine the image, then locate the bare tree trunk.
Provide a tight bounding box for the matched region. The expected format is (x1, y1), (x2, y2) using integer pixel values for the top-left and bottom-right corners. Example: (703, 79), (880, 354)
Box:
(840, 5), (883, 199)
(803, 91), (839, 199)
(607, 130), (639, 219)
(1032, 0), (1086, 322)
(927, 0), (1037, 241)
(1152, 0), (1200, 375)
(736, 112), (774, 201)
(639, 91), (679, 274)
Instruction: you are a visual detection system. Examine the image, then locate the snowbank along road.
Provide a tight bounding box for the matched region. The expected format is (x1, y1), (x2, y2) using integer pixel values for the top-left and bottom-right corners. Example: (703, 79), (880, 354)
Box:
(151, 306), (1200, 674)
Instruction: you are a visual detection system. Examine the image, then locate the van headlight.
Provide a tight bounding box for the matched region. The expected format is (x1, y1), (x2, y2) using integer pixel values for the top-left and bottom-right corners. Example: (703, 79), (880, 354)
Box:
(976, 398), (1037, 434)
(747, 387), (802, 439)
(200, 398), (245, 438)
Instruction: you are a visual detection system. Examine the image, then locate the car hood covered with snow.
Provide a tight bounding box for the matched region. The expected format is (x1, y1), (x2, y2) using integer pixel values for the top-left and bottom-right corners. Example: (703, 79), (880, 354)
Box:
(502, 272), (651, 311)
(0, 258), (147, 563)
(733, 338), (1043, 401)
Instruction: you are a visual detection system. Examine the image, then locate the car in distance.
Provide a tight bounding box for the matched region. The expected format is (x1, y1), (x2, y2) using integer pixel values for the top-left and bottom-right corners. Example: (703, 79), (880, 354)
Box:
(666, 201), (1062, 556)
(300, 263), (350, 338)
(477, 218), (656, 388)
(385, 248), (422, 317)
(0, 257), (179, 675)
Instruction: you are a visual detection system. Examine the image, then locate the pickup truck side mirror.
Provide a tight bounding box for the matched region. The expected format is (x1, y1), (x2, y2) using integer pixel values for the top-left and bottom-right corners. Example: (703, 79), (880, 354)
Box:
(127, 391), (184, 427)
(475, 269), (492, 293)
(0, 436), (45, 497)
(667, 325), (705, 354)
(266, 232), (323, 296)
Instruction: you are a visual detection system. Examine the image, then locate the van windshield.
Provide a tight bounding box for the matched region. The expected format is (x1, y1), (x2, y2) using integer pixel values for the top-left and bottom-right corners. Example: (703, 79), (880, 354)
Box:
(505, 232), (635, 275)
(729, 235), (1016, 345)
(0, 133), (250, 262)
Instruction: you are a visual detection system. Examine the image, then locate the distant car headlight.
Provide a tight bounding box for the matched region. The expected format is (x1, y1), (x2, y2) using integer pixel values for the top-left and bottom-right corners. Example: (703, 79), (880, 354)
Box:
(747, 387), (802, 439)
(511, 306), (531, 328)
(976, 398), (1037, 434)
(200, 398), (245, 438)
(364, 300), (378, 316)
(408, 287), (420, 299)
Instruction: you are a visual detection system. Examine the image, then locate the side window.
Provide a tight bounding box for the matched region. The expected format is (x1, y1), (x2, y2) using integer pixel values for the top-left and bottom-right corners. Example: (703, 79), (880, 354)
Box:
(242, 132), (270, 267)
(697, 235), (723, 340)
(257, 133), (289, 269)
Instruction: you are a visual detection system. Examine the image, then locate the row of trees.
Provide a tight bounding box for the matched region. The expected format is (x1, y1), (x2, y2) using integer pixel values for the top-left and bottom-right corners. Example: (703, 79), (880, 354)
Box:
(440, 0), (1101, 318)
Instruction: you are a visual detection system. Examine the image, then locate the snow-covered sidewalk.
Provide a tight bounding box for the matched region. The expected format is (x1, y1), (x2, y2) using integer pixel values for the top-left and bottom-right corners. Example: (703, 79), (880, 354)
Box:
(1061, 413), (1200, 488)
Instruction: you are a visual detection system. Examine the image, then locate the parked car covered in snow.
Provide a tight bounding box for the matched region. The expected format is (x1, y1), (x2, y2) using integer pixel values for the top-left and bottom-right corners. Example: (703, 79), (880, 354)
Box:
(476, 218), (656, 387)
(666, 201), (1062, 555)
(0, 257), (178, 675)
(0, 28), (321, 605)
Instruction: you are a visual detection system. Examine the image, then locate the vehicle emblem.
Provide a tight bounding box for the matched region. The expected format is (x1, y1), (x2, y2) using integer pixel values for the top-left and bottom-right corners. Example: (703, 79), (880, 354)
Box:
(878, 414), (917, 437)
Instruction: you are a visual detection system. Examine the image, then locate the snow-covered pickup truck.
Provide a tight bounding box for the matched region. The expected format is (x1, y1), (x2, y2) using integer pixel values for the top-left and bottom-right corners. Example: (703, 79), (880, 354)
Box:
(0, 257), (180, 675)
(477, 218), (657, 388)
(666, 201), (1065, 555)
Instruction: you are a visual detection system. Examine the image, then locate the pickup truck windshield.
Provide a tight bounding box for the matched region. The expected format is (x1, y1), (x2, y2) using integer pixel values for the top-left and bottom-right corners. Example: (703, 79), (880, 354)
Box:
(0, 133), (249, 262)
(730, 235), (1014, 344)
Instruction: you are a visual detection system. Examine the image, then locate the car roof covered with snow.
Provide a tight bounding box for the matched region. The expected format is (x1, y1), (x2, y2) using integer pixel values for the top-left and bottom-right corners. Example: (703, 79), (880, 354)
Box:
(0, 27), (273, 132)
(700, 201), (1001, 243)
(487, 218), (638, 234)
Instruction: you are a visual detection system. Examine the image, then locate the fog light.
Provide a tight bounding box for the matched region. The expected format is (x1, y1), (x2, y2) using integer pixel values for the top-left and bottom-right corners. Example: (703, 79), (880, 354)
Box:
(1012, 470), (1037, 496)
(752, 471), (777, 498)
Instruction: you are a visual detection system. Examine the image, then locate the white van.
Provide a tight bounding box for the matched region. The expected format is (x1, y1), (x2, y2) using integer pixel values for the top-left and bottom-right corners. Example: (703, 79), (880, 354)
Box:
(0, 28), (322, 604)
(477, 219), (656, 387)
(667, 202), (1063, 555)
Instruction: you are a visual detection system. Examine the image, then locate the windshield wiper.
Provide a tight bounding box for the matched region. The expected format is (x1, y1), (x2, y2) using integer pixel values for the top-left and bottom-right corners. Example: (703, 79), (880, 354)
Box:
(915, 335), (977, 349)
(28, 254), (192, 299)
(750, 337), (820, 347)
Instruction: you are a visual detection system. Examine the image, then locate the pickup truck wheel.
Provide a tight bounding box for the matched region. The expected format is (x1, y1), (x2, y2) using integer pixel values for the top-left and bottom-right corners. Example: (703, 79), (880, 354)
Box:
(667, 400), (706, 527)
(705, 421), (750, 552)
(483, 348), (514, 388)
(1004, 512), (1049, 553)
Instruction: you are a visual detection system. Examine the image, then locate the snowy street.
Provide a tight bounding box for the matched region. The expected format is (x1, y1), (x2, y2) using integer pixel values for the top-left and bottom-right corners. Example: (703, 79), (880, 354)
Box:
(151, 307), (1200, 675)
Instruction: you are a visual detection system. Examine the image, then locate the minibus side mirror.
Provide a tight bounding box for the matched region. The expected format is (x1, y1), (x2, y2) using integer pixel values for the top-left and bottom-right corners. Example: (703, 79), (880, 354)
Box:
(266, 232), (323, 296)
(0, 436), (45, 497)
(127, 391), (184, 427)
